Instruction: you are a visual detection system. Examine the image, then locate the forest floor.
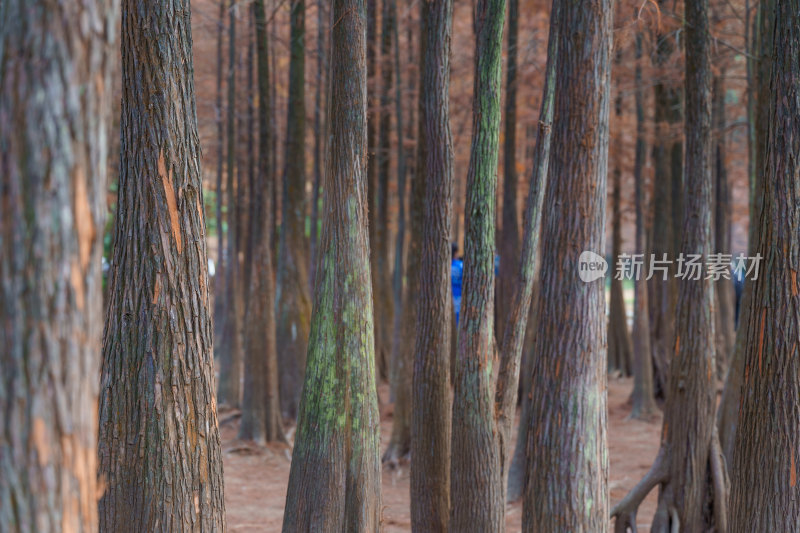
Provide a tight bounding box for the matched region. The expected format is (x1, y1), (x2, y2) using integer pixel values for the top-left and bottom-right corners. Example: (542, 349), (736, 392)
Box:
(220, 375), (661, 532)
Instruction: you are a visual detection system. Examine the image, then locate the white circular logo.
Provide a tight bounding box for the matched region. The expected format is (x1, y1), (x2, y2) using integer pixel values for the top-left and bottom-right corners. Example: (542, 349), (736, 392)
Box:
(578, 251), (608, 282)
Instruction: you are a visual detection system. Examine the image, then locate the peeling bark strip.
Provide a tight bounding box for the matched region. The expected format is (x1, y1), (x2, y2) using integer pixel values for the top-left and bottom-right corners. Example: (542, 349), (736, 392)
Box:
(730, 1), (800, 528)
(0, 1), (117, 531)
(410, 1), (454, 531)
(449, 0), (505, 531)
(523, 0), (611, 530)
(98, 1), (226, 530)
(281, 1), (381, 530)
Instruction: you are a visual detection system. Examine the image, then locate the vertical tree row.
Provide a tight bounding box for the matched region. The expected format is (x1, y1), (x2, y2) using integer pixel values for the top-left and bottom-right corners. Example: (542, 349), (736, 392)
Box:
(523, 0), (611, 529)
(0, 1), (117, 530)
(98, 0), (227, 529)
(282, 0), (381, 529)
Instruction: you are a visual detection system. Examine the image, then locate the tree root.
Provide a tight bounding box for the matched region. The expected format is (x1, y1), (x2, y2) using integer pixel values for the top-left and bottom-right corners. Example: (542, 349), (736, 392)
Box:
(611, 447), (669, 533)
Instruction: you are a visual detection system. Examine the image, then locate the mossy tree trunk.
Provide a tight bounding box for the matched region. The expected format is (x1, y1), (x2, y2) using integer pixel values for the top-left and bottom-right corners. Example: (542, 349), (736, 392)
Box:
(410, 1), (454, 531)
(522, 0), (611, 529)
(497, 0), (519, 339)
(281, 1), (381, 530)
(449, 1), (505, 530)
(496, 0), (559, 506)
(98, 0), (227, 529)
(0, 1), (116, 530)
(276, 0), (312, 419)
(729, 3), (800, 527)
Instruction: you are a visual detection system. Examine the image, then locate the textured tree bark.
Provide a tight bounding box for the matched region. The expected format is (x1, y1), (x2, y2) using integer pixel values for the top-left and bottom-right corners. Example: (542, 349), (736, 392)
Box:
(497, 0), (519, 339)
(239, 0), (285, 445)
(410, 1), (453, 531)
(717, 0), (772, 466)
(712, 72), (734, 379)
(612, 1), (726, 530)
(522, 0), (611, 529)
(449, 1), (505, 530)
(729, 4), (800, 528)
(0, 1), (116, 530)
(648, 0), (681, 399)
(281, 1), (381, 530)
(218, 1), (244, 408)
(374, 0), (395, 386)
(495, 0), (559, 506)
(384, 0), (415, 466)
(630, 32), (658, 420)
(98, 0), (227, 530)
(276, 0), (311, 419)
(608, 50), (633, 378)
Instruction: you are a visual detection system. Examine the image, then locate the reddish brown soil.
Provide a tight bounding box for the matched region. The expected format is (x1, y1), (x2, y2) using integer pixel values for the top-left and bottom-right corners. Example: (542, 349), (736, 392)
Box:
(222, 376), (661, 532)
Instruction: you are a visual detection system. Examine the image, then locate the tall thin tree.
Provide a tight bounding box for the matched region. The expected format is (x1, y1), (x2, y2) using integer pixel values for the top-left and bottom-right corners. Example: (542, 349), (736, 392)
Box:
(522, 0), (611, 529)
(98, 0), (227, 529)
(410, 1), (454, 531)
(276, 0), (312, 418)
(0, 1), (117, 530)
(281, 1), (381, 529)
(450, 0), (506, 530)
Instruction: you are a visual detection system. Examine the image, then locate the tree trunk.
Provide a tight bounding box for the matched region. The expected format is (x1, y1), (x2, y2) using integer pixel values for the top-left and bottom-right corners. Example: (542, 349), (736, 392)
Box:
(310, 0), (327, 290)
(281, 2), (381, 530)
(213, 0), (227, 362)
(495, 0), (559, 506)
(523, 0), (611, 529)
(630, 32), (657, 419)
(276, 0), (311, 419)
(449, 1), (505, 530)
(729, 3), (800, 527)
(612, 1), (726, 530)
(374, 0), (395, 387)
(608, 49), (633, 378)
(98, 0), (227, 529)
(717, 0), (773, 466)
(648, 0), (682, 400)
(218, 2), (244, 408)
(0, 2), (116, 530)
(239, 0), (285, 445)
(712, 72), (734, 379)
(497, 0), (519, 338)
(410, 1), (454, 531)
(383, 0), (415, 466)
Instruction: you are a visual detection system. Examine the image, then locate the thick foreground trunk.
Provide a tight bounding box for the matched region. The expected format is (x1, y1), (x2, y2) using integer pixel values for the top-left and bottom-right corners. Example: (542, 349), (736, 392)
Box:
(281, 2), (381, 530)
(523, 0), (611, 529)
(0, 2), (116, 530)
(98, 1), (227, 530)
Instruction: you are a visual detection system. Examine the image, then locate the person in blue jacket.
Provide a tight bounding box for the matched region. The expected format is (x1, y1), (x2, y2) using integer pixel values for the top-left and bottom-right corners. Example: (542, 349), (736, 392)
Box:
(451, 243), (463, 325)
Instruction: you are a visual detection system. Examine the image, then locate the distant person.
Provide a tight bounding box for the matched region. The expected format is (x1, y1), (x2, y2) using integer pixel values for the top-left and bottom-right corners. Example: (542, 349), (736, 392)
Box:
(451, 243), (463, 325)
